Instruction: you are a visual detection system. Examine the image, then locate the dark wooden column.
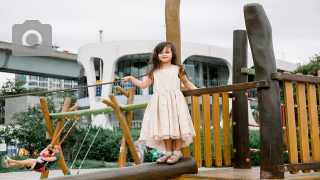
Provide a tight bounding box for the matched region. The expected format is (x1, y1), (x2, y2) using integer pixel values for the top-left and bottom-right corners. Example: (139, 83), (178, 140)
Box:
(244, 3), (284, 179)
(232, 30), (251, 169)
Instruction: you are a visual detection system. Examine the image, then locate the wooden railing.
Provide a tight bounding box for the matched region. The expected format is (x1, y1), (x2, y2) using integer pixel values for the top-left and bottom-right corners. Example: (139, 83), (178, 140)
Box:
(181, 81), (270, 168)
(272, 72), (320, 173)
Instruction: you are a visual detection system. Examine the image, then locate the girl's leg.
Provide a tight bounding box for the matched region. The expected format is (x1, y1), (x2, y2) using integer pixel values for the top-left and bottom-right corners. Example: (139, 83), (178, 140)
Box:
(173, 138), (183, 151)
(167, 138), (183, 164)
(156, 138), (174, 163)
(164, 138), (173, 151)
(7, 159), (34, 168)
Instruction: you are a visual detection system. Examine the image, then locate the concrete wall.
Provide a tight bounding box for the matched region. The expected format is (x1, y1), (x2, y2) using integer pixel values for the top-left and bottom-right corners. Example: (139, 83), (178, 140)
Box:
(4, 96), (63, 125)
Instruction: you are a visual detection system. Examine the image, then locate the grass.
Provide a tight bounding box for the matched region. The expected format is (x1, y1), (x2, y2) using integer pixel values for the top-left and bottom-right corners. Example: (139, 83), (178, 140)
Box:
(0, 155), (120, 173)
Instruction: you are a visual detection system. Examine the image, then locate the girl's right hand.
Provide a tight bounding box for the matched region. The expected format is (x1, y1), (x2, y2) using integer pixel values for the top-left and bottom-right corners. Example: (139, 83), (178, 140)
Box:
(121, 76), (130, 82)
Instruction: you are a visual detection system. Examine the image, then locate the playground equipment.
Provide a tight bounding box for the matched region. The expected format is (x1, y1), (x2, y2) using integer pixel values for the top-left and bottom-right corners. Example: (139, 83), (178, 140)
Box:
(1, 1), (317, 179)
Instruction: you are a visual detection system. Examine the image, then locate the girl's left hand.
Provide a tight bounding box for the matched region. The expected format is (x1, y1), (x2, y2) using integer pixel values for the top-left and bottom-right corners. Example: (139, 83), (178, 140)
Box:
(121, 77), (130, 82)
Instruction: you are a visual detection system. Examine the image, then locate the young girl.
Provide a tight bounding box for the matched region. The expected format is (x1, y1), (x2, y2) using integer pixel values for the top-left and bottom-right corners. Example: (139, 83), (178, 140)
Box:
(29, 145), (54, 171)
(121, 42), (197, 164)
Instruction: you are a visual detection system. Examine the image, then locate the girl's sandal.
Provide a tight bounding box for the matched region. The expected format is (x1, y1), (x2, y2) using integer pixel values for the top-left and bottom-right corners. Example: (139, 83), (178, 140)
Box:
(156, 154), (171, 163)
(167, 152), (183, 164)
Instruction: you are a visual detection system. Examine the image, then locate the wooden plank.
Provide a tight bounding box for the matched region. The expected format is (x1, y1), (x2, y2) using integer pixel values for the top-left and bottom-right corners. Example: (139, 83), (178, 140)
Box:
(271, 72), (320, 84)
(212, 93), (222, 166)
(202, 94), (212, 167)
(277, 162), (320, 172)
(182, 80), (270, 96)
(222, 92), (231, 166)
(244, 3), (284, 179)
(306, 80), (320, 172)
(191, 96), (202, 168)
(283, 78), (299, 174)
(181, 94), (190, 157)
(296, 78), (311, 173)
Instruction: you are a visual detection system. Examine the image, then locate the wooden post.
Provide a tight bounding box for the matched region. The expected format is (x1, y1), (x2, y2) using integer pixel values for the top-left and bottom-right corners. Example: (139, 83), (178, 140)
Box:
(244, 3), (284, 179)
(102, 95), (141, 165)
(40, 98), (55, 136)
(165, 0), (181, 64)
(118, 87), (135, 167)
(40, 98), (72, 179)
(232, 30), (251, 169)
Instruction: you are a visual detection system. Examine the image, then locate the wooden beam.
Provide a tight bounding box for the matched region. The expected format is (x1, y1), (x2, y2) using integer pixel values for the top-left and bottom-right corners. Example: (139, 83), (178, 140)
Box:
(244, 3), (284, 179)
(46, 157), (198, 180)
(50, 102), (148, 119)
(271, 72), (320, 83)
(182, 80), (270, 96)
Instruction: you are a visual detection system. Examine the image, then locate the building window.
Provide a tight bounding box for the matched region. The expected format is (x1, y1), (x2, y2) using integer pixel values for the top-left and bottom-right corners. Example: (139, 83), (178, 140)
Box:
(114, 57), (150, 95)
(65, 80), (72, 83)
(28, 82), (38, 86)
(64, 84), (72, 88)
(29, 76), (38, 80)
(183, 58), (229, 88)
(39, 82), (47, 87)
(39, 77), (48, 81)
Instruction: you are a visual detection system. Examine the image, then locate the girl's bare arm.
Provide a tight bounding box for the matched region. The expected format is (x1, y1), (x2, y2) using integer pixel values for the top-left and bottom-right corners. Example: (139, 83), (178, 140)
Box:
(121, 76), (153, 89)
(179, 74), (198, 90)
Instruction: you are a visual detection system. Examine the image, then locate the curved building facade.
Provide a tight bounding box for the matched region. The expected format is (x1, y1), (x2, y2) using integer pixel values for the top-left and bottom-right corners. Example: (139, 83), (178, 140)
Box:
(76, 40), (297, 128)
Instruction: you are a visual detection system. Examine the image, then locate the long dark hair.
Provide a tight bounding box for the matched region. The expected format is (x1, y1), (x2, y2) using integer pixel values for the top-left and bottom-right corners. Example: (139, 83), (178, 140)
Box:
(147, 42), (186, 80)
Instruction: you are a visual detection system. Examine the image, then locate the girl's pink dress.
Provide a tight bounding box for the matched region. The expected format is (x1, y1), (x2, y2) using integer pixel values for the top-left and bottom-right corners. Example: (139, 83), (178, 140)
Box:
(139, 65), (196, 151)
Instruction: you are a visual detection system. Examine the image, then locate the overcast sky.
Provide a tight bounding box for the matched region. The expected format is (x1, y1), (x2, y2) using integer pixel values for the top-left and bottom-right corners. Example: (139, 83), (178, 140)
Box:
(0, 0), (319, 86)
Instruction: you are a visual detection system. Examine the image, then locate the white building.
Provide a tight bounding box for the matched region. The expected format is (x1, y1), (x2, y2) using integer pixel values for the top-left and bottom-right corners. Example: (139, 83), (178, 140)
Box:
(16, 74), (78, 91)
(76, 40), (298, 129)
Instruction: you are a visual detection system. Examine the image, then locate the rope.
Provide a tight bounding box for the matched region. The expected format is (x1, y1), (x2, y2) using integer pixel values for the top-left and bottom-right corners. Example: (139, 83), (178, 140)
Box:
(58, 118), (78, 146)
(66, 114), (95, 175)
(0, 74), (146, 99)
(50, 117), (72, 145)
(76, 115), (106, 174)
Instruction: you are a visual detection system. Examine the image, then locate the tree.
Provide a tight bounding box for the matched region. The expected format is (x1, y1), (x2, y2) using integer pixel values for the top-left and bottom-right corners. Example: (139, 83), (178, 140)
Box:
(294, 54), (320, 76)
(0, 77), (26, 96)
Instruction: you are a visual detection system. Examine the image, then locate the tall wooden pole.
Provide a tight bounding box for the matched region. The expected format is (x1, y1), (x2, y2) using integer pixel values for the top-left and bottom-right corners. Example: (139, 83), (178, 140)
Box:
(232, 30), (251, 169)
(165, 0), (181, 64)
(244, 4), (284, 179)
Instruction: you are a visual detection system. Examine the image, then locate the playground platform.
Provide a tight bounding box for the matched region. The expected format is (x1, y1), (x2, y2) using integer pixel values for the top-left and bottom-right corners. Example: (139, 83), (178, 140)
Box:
(172, 167), (320, 180)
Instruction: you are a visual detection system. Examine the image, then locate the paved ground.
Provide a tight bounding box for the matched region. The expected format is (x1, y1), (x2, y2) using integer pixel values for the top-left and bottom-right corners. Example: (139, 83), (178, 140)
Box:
(0, 169), (104, 180)
(2, 167), (320, 180)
